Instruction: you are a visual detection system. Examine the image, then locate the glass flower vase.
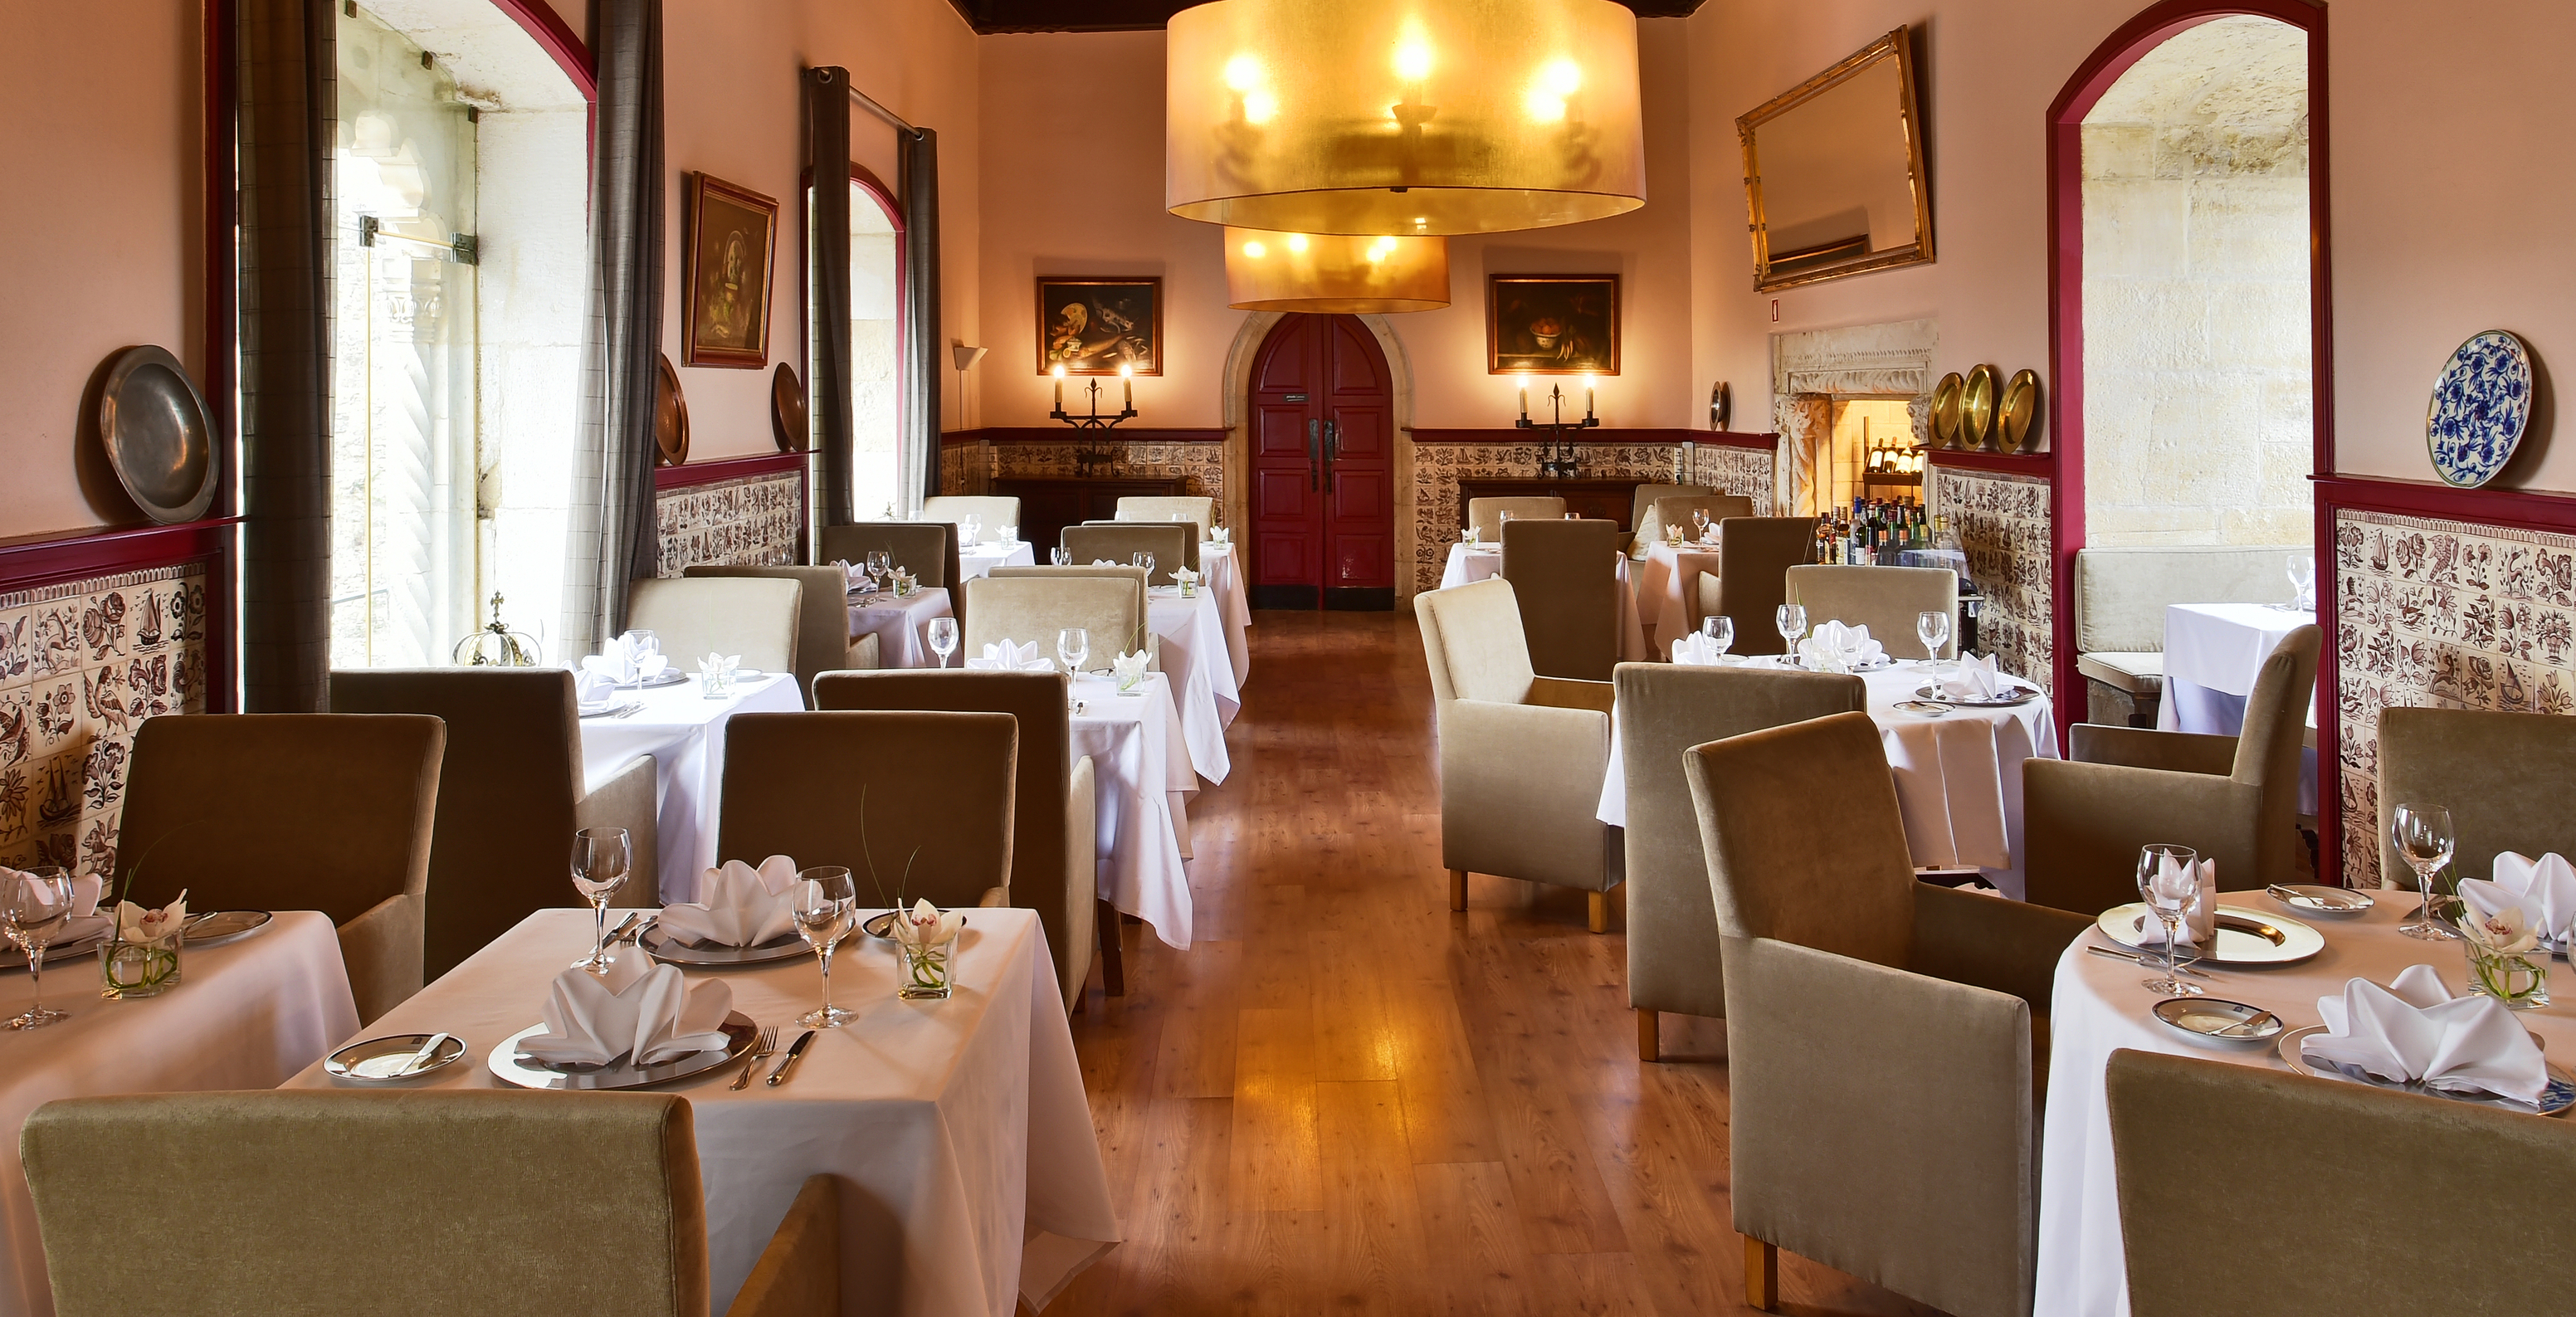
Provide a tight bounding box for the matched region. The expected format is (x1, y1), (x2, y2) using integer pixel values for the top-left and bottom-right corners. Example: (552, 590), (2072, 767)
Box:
(100, 936), (183, 999)
(898, 939), (954, 1001)
(2464, 943), (2550, 1010)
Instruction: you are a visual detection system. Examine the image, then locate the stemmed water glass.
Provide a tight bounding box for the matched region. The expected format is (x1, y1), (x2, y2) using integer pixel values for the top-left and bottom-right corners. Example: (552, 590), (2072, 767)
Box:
(1058, 627), (1090, 676)
(2, 866), (76, 1030)
(1691, 509), (1712, 541)
(792, 867), (857, 1028)
(1917, 609), (1953, 669)
(1775, 603), (1807, 666)
(2392, 802), (2460, 940)
(2286, 554), (2317, 612)
(1700, 615), (1734, 663)
(1051, 547), (1072, 567)
(960, 515), (982, 547)
(569, 827), (632, 973)
(1133, 551), (1157, 583)
(2136, 843), (2205, 996)
(927, 617), (959, 669)
(865, 550), (893, 593)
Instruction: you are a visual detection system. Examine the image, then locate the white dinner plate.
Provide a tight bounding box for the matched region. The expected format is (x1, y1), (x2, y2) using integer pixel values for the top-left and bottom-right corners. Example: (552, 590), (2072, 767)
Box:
(2095, 903), (2325, 966)
(488, 1012), (759, 1090)
(2277, 1025), (2576, 1116)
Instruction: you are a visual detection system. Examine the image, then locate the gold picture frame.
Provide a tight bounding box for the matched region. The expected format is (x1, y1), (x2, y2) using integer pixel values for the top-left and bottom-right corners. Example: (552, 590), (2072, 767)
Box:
(1036, 278), (1164, 375)
(1738, 27), (1935, 293)
(682, 173), (778, 368)
(1486, 275), (1621, 376)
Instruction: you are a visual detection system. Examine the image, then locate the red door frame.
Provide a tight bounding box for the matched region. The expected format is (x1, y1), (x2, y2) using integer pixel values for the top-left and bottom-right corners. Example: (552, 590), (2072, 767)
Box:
(1246, 314), (1398, 610)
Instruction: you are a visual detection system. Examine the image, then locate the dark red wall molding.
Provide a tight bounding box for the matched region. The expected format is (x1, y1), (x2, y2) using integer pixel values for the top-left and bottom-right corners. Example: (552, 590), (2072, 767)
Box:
(946, 427), (1230, 445)
(0, 519), (239, 714)
(1403, 427), (1779, 450)
(653, 451), (811, 490)
(1929, 450), (2056, 477)
(490, 0), (595, 95)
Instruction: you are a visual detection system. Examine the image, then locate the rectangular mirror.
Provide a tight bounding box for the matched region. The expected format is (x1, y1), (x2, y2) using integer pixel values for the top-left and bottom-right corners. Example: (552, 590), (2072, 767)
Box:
(1739, 28), (1934, 292)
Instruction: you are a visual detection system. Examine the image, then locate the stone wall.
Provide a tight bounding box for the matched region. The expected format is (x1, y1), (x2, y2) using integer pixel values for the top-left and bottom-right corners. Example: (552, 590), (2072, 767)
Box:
(655, 471), (804, 576)
(1933, 466), (2055, 695)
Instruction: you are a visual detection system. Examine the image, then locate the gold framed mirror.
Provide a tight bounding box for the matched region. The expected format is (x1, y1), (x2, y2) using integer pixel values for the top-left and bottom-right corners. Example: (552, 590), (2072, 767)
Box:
(1738, 27), (1934, 293)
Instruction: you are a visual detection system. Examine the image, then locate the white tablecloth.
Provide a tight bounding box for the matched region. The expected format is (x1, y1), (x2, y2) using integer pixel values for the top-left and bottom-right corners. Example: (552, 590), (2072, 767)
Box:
(1598, 653), (2057, 895)
(1439, 542), (1651, 662)
(580, 673), (804, 904)
(285, 908), (1119, 1317)
(1071, 671), (1197, 948)
(2, 913), (359, 1317)
(959, 540), (1037, 581)
(1634, 539), (1725, 651)
(1148, 587), (1237, 784)
(2036, 889), (2556, 1316)
(849, 587), (955, 670)
(1198, 544), (1251, 687)
(2158, 602), (2320, 813)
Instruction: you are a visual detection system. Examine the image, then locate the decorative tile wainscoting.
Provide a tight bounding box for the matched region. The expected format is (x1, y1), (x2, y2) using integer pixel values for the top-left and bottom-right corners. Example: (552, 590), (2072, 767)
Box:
(654, 468), (804, 576)
(1408, 441), (1774, 596)
(0, 564), (212, 877)
(975, 440), (1227, 502)
(1933, 466), (2056, 695)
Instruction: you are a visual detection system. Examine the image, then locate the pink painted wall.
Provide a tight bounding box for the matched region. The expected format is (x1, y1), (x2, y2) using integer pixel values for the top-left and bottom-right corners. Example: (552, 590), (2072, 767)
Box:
(0, 0), (203, 539)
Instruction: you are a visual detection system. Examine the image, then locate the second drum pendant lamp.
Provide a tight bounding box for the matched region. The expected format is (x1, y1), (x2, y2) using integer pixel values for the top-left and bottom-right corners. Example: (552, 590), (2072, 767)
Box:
(1225, 228), (1451, 312)
(1166, 0), (1647, 237)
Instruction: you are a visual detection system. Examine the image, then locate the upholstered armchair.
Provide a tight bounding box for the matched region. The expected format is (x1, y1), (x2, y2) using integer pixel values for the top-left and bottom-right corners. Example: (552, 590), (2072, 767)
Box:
(1623, 482), (1710, 556)
(1785, 563), (1959, 661)
(117, 714), (444, 1024)
(2377, 706), (2576, 887)
(2024, 624), (2319, 913)
(1649, 494), (1754, 548)
(627, 576), (803, 676)
(21, 1091), (838, 1317)
(719, 710), (1017, 912)
(922, 494), (1022, 534)
(1500, 517), (1626, 681)
(1693, 516), (1817, 656)
(962, 574), (1154, 673)
(330, 668), (659, 977)
(1687, 711), (2090, 1316)
(814, 670), (1103, 1010)
(1115, 495), (1217, 539)
(1463, 496), (1564, 541)
(1063, 521), (1196, 583)
(1616, 663), (1864, 1061)
(820, 520), (961, 596)
(684, 565), (881, 705)
(1414, 577), (1622, 931)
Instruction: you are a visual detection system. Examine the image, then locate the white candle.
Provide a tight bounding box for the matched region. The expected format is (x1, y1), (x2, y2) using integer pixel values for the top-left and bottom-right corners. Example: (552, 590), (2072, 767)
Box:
(1516, 374), (1530, 422)
(1120, 363), (1133, 408)
(1581, 373), (1597, 419)
(1052, 363), (1066, 412)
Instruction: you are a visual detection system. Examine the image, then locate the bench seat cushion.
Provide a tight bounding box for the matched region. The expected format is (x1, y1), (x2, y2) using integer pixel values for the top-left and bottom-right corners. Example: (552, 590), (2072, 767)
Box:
(2076, 651), (2163, 695)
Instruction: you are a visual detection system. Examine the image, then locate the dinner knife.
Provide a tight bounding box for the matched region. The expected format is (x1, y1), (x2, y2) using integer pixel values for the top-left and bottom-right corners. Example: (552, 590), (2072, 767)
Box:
(765, 1030), (817, 1087)
(2085, 944), (2215, 978)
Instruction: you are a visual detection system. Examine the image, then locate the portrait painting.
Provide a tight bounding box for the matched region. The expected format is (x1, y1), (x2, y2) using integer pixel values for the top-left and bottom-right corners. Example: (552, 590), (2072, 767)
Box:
(1036, 278), (1163, 375)
(1487, 275), (1621, 375)
(683, 173), (778, 368)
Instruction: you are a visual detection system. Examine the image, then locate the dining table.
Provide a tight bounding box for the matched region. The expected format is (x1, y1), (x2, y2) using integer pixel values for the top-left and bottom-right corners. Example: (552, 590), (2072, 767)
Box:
(580, 671), (804, 905)
(1633, 538), (1725, 651)
(283, 907), (1120, 1317)
(1146, 584), (1237, 785)
(959, 539), (1037, 581)
(1070, 671), (1198, 948)
(1597, 651), (2057, 895)
(1, 913), (359, 1317)
(849, 586), (955, 671)
(2034, 887), (2559, 1317)
(2159, 601), (2320, 812)
(1438, 541), (1651, 663)
(1198, 543), (1251, 687)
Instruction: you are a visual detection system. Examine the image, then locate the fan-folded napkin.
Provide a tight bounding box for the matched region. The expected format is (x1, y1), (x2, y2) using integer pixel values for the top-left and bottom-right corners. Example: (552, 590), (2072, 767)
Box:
(573, 669), (619, 705)
(965, 639), (1056, 672)
(2300, 965), (2548, 1104)
(1937, 651), (2007, 700)
(1794, 620), (1884, 673)
(516, 954), (734, 1068)
(579, 633), (665, 685)
(2461, 851), (2576, 944)
(657, 856), (798, 948)
(1673, 633), (1727, 666)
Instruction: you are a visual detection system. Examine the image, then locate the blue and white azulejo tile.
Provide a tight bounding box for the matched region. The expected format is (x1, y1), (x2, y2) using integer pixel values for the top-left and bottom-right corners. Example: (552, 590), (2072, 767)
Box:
(2427, 329), (2535, 489)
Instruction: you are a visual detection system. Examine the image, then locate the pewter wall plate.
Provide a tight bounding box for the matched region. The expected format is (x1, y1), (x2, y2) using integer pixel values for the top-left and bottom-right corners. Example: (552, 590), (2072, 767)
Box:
(640, 924), (812, 966)
(2426, 329), (2533, 489)
(97, 345), (219, 524)
(2096, 903), (2324, 966)
(487, 1012), (758, 1090)
(2280, 1025), (2575, 1116)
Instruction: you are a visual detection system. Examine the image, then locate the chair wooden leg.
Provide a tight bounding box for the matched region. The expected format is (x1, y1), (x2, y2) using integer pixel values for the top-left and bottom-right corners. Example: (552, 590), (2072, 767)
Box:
(1447, 868), (1467, 912)
(1744, 1236), (1778, 1310)
(1588, 889), (1609, 934)
(1095, 898), (1126, 997)
(1637, 1008), (1659, 1063)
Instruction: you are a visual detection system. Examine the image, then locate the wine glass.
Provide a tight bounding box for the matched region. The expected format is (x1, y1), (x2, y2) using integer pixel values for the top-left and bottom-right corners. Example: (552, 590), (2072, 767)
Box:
(2135, 843), (2205, 996)
(1701, 615), (1734, 663)
(960, 514), (982, 547)
(569, 827), (632, 973)
(2286, 554), (2317, 612)
(866, 550), (893, 593)
(927, 617), (959, 669)
(1132, 551), (1157, 583)
(2, 866), (76, 1030)
(1916, 609), (1953, 668)
(2393, 802), (2461, 940)
(792, 866), (857, 1028)
(1058, 627), (1090, 676)
(1775, 602), (1807, 666)
(1050, 547), (1071, 567)
(1691, 509), (1711, 541)
(627, 629), (659, 660)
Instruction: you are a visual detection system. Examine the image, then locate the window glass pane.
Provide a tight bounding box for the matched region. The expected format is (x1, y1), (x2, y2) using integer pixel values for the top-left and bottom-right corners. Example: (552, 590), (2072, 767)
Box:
(851, 183), (901, 519)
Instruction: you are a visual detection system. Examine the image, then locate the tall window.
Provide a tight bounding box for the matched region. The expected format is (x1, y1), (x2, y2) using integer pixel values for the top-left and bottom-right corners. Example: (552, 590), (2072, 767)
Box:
(851, 179), (903, 519)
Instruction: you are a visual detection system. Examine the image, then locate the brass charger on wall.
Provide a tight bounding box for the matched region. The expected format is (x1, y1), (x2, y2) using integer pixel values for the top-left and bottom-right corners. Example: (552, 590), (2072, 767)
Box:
(655, 355), (690, 466)
(1959, 363), (1999, 450)
(1997, 369), (2043, 454)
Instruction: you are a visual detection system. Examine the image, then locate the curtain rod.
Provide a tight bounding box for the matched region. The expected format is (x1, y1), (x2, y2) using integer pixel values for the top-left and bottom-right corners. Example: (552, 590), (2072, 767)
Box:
(836, 71), (920, 137)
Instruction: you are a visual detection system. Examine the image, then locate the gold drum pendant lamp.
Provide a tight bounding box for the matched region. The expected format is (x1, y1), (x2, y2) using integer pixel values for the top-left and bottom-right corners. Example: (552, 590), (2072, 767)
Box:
(1167, 0), (1646, 237)
(1225, 228), (1451, 312)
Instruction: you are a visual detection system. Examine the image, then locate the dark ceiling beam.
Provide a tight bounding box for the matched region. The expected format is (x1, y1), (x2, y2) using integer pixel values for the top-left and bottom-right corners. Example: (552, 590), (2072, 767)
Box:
(947, 0), (1705, 36)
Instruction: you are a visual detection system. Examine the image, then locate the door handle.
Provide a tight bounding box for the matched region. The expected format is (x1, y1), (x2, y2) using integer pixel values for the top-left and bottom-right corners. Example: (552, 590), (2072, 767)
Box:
(1322, 420), (1338, 494)
(1307, 419), (1320, 490)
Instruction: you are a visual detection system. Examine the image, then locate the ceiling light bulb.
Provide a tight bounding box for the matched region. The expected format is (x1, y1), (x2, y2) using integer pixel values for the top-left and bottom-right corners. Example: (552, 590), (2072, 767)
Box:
(1540, 58), (1582, 95)
(1223, 227), (1451, 312)
(1242, 90), (1276, 124)
(1525, 91), (1565, 121)
(1286, 232), (1310, 252)
(1242, 240), (1267, 258)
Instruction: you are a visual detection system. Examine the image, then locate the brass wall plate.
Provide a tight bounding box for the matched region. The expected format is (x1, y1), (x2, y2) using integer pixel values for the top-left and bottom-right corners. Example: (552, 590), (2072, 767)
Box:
(1959, 364), (1999, 451)
(1998, 369), (2042, 454)
(770, 362), (808, 452)
(655, 355), (690, 466)
(1930, 372), (1964, 449)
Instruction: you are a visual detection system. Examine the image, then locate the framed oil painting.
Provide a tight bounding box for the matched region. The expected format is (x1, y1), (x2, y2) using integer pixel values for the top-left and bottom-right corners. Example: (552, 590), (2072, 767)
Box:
(1487, 275), (1621, 375)
(1036, 277), (1163, 375)
(683, 173), (778, 368)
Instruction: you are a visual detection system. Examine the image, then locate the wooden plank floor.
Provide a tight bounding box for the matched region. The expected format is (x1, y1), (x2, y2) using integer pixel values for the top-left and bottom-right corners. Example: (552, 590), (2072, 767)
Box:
(1056, 612), (1940, 1317)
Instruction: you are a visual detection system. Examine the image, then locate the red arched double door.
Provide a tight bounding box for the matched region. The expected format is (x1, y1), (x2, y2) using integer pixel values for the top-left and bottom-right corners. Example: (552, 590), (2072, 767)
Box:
(1247, 314), (1396, 610)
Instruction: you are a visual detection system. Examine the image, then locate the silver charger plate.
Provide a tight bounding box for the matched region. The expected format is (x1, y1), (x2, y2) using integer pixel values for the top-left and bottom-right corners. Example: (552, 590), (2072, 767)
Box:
(2278, 1025), (2575, 1116)
(639, 924), (812, 967)
(487, 1011), (759, 1091)
(0, 928), (109, 972)
(2097, 903), (2325, 966)
(2270, 884), (2375, 916)
(1915, 682), (2039, 708)
(2152, 997), (2285, 1048)
(96, 345), (220, 524)
(184, 910), (272, 948)
(326, 1032), (468, 1083)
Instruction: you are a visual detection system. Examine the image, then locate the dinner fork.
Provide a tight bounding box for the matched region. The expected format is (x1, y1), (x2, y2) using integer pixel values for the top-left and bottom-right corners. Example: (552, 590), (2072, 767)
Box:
(729, 1027), (780, 1091)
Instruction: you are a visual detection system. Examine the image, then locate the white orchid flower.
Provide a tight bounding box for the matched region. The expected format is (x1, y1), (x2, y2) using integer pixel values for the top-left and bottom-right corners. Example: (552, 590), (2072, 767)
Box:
(1113, 649), (1151, 691)
(889, 897), (964, 949)
(2463, 903), (2540, 956)
(115, 890), (188, 947)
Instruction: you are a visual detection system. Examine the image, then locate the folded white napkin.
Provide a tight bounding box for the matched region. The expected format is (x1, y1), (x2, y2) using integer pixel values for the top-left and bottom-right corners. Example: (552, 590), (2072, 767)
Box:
(656, 856), (798, 948)
(2136, 854), (2219, 945)
(579, 633), (642, 684)
(997, 525), (1018, 544)
(840, 559), (869, 591)
(1211, 527), (1231, 544)
(965, 639), (1056, 672)
(1090, 559), (1120, 568)
(2462, 851), (2576, 944)
(573, 668), (619, 705)
(1937, 651), (2006, 700)
(516, 954), (735, 1068)
(1674, 633), (1724, 666)
(2300, 965), (2548, 1104)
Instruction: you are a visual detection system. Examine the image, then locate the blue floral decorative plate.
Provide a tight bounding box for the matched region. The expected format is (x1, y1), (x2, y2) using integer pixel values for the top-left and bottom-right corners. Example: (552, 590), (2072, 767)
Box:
(2426, 329), (2535, 488)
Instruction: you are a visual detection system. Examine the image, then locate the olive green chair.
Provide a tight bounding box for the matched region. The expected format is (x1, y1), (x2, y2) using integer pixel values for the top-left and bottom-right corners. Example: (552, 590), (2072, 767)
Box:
(1687, 711), (2090, 1317)
(1464, 496), (1564, 542)
(922, 495), (1022, 539)
(627, 576), (802, 677)
(820, 520), (961, 597)
(683, 565), (882, 705)
(1785, 563), (1959, 661)
(961, 574), (1152, 674)
(2377, 705), (2576, 890)
(19, 1090), (837, 1317)
(718, 710), (1016, 913)
(1693, 517), (1818, 656)
(1063, 521), (1196, 584)
(1500, 517), (1627, 682)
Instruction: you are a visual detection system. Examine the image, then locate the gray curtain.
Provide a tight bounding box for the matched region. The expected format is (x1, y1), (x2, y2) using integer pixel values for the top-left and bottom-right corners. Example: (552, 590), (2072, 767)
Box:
(900, 128), (942, 505)
(237, 0), (334, 713)
(807, 67), (854, 533)
(564, 0), (666, 654)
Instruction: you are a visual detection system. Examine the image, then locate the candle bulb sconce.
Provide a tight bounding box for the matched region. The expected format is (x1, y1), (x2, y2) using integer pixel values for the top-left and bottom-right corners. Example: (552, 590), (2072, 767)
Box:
(1516, 380), (1599, 479)
(1050, 374), (1138, 431)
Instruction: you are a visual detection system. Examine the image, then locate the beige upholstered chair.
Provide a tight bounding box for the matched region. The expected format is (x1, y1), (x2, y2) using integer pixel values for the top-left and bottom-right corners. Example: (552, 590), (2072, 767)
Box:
(20, 1090), (837, 1317)
(1686, 711), (2090, 1317)
(922, 494), (1022, 536)
(819, 520), (961, 593)
(962, 574), (1151, 674)
(2025, 625), (2320, 913)
(1500, 517), (1626, 682)
(117, 714), (443, 1025)
(813, 671), (1103, 1010)
(1649, 494), (1754, 548)
(2071, 545), (2305, 724)
(1616, 663), (1865, 1061)
(1693, 516), (1817, 656)
(1464, 495), (1565, 542)
(719, 710), (1016, 912)
(1063, 521), (1196, 583)
(1625, 482), (1710, 555)
(1414, 577), (1621, 930)
(685, 565), (881, 705)
(2378, 707), (2576, 889)
(329, 669), (658, 978)
(1115, 495), (1216, 539)
(1785, 563), (1960, 661)
(2107, 1047), (2576, 1316)
(627, 576), (802, 676)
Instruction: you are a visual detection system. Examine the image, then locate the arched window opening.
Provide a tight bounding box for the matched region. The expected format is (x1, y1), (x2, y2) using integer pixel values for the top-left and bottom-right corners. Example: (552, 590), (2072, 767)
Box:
(850, 177), (905, 519)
